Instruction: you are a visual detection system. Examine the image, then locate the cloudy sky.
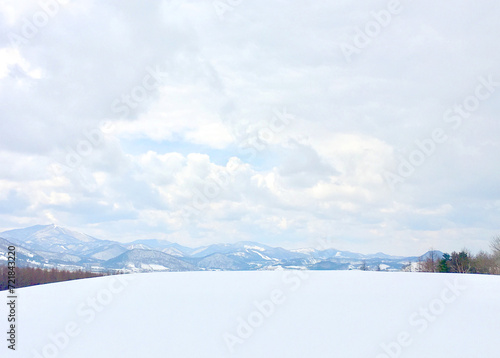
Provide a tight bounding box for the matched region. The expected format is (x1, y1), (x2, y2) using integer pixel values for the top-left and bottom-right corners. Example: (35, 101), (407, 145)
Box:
(0, 0), (499, 255)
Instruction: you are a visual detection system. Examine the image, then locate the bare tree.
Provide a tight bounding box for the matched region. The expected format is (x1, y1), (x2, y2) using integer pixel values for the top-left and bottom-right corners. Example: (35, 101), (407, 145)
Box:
(360, 260), (368, 271)
(417, 257), (422, 272)
(450, 250), (472, 274)
(491, 236), (500, 256)
(491, 236), (500, 274)
(472, 251), (495, 274)
(419, 249), (438, 272)
(428, 249), (436, 272)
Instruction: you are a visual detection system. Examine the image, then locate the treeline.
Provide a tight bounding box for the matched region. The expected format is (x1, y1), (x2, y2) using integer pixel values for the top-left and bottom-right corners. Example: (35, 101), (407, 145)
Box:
(419, 236), (500, 274)
(0, 266), (106, 290)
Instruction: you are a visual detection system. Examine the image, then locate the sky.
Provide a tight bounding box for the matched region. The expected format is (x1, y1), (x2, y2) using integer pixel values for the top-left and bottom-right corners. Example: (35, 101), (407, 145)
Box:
(0, 0), (499, 255)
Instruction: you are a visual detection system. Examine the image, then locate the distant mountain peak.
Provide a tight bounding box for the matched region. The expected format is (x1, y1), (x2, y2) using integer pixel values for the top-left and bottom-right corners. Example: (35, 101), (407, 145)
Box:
(0, 224), (437, 273)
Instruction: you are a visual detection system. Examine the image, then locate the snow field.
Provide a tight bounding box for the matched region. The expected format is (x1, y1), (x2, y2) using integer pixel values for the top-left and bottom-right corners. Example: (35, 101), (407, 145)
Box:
(1, 271), (499, 357)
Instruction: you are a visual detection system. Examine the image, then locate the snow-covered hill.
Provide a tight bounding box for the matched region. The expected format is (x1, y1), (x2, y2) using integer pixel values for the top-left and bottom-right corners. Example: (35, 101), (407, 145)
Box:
(1, 271), (499, 357)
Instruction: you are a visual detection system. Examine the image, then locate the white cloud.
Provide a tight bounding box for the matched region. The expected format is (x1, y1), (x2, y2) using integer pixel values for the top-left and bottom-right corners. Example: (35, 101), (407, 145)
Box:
(0, 48), (42, 79)
(1, 0), (500, 255)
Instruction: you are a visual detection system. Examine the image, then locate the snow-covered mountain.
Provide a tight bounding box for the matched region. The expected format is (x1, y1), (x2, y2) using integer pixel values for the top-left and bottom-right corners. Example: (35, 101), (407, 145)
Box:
(105, 249), (197, 272)
(196, 253), (251, 271)
(86, 243), (129, 261)
(126, 239), (195, 257)
(0, 237), (45, 266)
(1, 224), (110, 254)
(192, 241), (303, 261)
(0, 224), (437, 272)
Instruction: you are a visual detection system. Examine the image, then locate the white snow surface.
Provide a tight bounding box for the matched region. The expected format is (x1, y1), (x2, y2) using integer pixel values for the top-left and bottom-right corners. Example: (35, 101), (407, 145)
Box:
(1, 271), (499, 357)
(243, 245), (265, 251)
(140, 263), (168, 271)
(250, 250), (275, 261)
(289, 248), (315, 254)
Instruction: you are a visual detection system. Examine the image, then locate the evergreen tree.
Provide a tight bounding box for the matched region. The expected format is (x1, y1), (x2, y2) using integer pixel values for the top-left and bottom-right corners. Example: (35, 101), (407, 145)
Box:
(438, 253), (451, 273)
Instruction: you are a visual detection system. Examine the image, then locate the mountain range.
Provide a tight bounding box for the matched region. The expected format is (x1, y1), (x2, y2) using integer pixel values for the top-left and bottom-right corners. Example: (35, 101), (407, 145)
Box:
(0, 224), (442, 273)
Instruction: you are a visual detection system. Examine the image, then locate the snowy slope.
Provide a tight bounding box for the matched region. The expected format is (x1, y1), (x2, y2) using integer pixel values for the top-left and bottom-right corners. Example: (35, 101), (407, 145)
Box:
(1, 271), (499, 358)
(0, 237), (45, 266)
(87, 244), (128, 261)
